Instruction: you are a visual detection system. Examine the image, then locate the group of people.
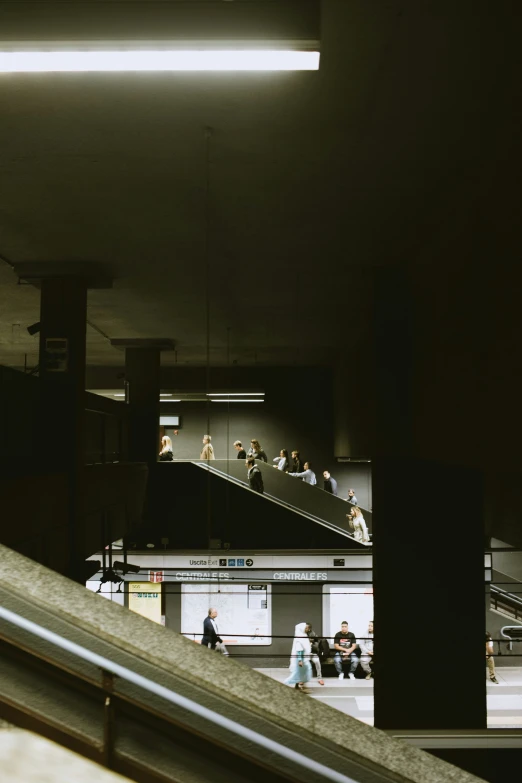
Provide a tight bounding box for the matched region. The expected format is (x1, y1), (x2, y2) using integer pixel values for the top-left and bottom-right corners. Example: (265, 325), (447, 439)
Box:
(160, 434), (369, 542)
(236, 440), (370, 543)
(201, 612), (498, 689)
(160, 433), (218, 461)
(285, 620), (374, 692)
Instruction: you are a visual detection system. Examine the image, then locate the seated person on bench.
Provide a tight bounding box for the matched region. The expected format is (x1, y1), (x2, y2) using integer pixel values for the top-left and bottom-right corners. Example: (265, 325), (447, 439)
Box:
(333, 620), (359, 680)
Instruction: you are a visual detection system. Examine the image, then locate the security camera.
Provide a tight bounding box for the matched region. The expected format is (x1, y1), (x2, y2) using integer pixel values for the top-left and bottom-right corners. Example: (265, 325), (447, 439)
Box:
(27, 322), (41, 336)
(113, 560), (140, 574)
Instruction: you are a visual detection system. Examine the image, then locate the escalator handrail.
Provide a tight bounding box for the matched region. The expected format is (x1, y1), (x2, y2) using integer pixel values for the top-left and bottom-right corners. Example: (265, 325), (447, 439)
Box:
(491, 584), (522, 608)
(191, 460), (368, 544)
(190, 459), (373, 515)
(500, 625), (522, 640)
(0, 604), (358, 783)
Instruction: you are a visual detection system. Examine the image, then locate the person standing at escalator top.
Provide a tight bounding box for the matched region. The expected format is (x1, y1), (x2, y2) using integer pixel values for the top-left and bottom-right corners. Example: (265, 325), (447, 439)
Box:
(159, 435), (174, 461)
(247, 439), (267, 462)
(200, 434), (215, 460)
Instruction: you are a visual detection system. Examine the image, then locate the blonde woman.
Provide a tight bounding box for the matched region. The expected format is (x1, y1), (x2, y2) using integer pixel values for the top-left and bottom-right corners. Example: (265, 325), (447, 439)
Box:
(348, 506), (369, 543)
(159, 435), (173, 461)
(200, 434), (215, 460)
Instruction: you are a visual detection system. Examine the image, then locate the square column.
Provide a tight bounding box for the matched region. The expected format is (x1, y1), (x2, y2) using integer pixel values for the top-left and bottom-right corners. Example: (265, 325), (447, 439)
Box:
(125, 347), (161, 467)
(38, 277), (87, 460)
(38, 277), (88, 579)
(371, 267), (486, 730)
(111, 339), (176, 468)
(14, 261), (112, 579)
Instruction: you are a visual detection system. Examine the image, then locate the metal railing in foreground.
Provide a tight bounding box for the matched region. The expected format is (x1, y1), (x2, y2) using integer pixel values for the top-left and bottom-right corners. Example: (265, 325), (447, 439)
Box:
(0, 605), (359, 783)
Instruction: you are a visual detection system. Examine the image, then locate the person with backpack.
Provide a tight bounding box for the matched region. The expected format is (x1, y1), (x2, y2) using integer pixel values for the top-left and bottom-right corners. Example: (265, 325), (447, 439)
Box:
(305, 622), (325, 685)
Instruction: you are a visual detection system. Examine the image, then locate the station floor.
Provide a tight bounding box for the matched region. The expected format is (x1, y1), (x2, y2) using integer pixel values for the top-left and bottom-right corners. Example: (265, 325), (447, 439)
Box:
(255, 667), (522, 728)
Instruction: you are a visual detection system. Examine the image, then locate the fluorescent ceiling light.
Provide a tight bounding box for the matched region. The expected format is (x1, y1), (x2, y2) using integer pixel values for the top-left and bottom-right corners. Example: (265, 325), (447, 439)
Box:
(113, 393), (125, 397)
(207, 393), (264, 396)
(211, 399), (264, 403)
(160, 399), (181, 402)
(0, 49), (319, 73)
(160, 394), (172, 397)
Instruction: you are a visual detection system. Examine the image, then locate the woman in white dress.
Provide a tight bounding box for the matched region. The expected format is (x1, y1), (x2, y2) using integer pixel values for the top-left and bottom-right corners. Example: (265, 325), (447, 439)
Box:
(284, 622), (313, 692)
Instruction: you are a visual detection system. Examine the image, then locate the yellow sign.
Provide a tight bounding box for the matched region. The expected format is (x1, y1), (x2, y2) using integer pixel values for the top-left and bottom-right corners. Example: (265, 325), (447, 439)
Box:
(128, 582), (162, 624)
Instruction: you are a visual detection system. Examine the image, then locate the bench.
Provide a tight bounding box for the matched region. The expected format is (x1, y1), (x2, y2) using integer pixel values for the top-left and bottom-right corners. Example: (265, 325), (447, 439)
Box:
(315, 647), (373, 679)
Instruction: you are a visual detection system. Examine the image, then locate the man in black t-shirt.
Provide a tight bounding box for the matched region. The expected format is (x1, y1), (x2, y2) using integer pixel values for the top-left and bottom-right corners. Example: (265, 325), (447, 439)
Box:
(233, 440), (247, 459)
(333, 621), (359, 680)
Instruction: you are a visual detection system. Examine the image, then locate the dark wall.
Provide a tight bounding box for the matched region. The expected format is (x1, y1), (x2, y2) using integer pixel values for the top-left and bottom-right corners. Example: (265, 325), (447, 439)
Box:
(164, 582), (323, 668)
(484, 472), (522, 548)
(373, 457), (486, 730)
(0, 461), (148, 572)
(0, 365), (39, 457)
(428, 749), (522, 783)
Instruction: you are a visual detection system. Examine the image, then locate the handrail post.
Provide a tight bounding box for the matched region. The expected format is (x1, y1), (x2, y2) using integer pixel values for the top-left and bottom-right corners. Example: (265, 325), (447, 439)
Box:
(101, 669), (115, 769)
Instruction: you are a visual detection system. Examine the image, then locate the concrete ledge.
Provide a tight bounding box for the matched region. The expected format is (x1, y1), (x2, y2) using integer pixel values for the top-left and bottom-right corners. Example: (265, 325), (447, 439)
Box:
(0, 545), (486, 783)
(1, 728), (132, 783)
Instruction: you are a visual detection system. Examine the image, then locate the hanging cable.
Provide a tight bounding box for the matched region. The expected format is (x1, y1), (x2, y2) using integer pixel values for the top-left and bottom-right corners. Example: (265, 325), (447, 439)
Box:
(204, 126), (213, 550)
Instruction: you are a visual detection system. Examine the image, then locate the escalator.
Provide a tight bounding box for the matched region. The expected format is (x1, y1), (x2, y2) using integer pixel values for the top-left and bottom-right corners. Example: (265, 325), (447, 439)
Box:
(0, 544), (486, 783)
(190, 459), (371, 545)
(143, 461), (370, 550)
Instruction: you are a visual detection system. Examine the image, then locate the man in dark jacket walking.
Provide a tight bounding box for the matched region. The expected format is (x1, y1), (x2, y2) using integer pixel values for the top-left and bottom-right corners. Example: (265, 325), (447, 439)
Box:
(322, 470), (338, 495)
(201, 608), (223, 649)
(246, 458), (264, 493)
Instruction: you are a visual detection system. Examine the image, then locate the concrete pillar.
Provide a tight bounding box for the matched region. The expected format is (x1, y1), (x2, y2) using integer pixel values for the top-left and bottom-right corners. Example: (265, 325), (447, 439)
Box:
(38, 277), (87, 462)
(111, 339), (175, 467)
(38, 277), (88, 580)
(372, 267), (486, 730)
(13, 262), (112, 579)
(125, 347), (161, 466)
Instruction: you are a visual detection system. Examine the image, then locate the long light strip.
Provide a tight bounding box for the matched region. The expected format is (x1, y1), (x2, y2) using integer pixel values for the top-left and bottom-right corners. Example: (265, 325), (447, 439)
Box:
(211, 399), (264, 403)
(0, 50), (319, 73)
(207, 393), (264, 396)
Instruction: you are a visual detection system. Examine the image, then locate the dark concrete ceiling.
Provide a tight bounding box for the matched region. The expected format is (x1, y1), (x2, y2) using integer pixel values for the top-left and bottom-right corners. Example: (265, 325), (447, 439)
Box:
(0, 0), (519, 368)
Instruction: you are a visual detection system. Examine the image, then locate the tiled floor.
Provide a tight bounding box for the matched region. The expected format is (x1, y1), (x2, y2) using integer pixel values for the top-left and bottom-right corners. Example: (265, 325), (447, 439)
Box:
(255, 667), (522, 728)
